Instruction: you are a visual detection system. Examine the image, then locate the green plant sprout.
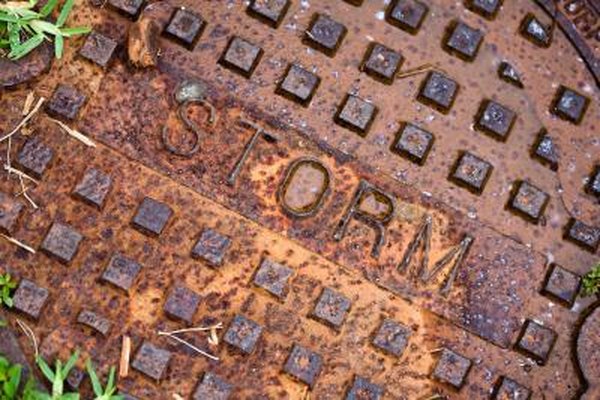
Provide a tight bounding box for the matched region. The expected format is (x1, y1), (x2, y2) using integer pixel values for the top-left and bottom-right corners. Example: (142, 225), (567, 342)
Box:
(0, 0), (90, 60)
(85, 360), (122, 400)
(32, 351), (80, 400)
(582, 263), (600, 297)
(0, 355), (22, 400)
(0, 274), (17, 308)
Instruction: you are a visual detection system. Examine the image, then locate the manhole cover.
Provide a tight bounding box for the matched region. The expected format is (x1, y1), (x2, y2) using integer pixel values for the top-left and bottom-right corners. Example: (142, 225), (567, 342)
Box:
(0, 0), (599, 399)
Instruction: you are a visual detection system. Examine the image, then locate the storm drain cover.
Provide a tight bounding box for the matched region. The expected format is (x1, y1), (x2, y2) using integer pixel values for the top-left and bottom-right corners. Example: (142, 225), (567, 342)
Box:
(0, 0), (599, 399)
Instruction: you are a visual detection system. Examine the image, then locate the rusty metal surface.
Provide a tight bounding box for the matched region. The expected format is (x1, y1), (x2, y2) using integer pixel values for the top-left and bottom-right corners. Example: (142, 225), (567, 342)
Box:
(0, 0), (599, 399)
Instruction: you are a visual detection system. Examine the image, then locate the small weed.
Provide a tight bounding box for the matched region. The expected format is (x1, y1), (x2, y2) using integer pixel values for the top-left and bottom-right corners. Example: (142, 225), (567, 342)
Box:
(86, 360), (122, 400)
(0, 0), (90, 60)
(0, 355), (22, 399)
(0, 273), (17, 308)
(582, 263), (600, 297)
(0, 349), (122, 399)
(32, 350), (81, 400)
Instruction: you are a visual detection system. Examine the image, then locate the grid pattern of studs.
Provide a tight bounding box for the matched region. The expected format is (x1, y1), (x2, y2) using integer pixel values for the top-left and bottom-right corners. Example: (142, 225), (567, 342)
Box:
(2, 2), (597, 399)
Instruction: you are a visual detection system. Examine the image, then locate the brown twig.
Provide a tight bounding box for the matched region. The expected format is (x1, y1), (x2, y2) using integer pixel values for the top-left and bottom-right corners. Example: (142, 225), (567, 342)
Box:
(160, 323), (223, 335)
(0, 233), (36, 254)
(17, 175), (38, 209)
(49, 118), (96, 148)
(3, 165), (39, 185)
(428, 347), (444, 353)
(119, 335), (131, 378)
(16, 319), (39, 358)
(0, 97), (45, 143)
(157, 331), (219, 361)
(22, 92), (35, 116)
(396, 63), (445, 80)
(423, 395), (445, 400)
(208, 326), (219, 346)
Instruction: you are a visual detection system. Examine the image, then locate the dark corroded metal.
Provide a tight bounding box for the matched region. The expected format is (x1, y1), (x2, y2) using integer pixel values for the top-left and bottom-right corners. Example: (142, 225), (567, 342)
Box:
(0, 42), (53, 89)
(0, 0), (598, 399)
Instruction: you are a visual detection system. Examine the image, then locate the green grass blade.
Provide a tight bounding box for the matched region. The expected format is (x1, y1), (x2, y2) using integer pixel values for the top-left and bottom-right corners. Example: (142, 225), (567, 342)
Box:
(39, 0), (59, 17)
(62, 350), (79, 377)
(30, 19), (61, 36)
(9, 32), (44, 60)
(85, 359), (103, 396)
(36, 356), (56, 383)
(56, 0), (74, 27)
(5, 363), (22, 398)
(106, 366), (116, 394)
(59, 26), (90, 37)
(0, 14), (18, 23)
(54, 33), (63, 58)
(13, 8), (41, 19)
(8, 22), (20, 50)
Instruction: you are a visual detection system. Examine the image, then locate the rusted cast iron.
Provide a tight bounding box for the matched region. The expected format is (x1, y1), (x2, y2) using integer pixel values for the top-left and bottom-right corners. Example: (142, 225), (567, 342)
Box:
(0, 0), (598, 399)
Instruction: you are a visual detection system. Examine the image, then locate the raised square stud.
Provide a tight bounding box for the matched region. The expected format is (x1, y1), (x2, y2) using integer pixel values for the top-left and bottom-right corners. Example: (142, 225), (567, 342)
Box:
(508, 180), (549, 223)
(253, 258), (293, 300)
(16, 138), (54, 179)
(0, 191), (24, 235)
(12, 279), (49, 320)
(107, 0), (144, 19)
(132, 341), (172, 381)
(385, 0), (428, 34)
(247, 0), (290, 28)
(564, 218), (600, 252)
(79, 31), (118, 68)
(311, 287), (351, 330)
(77, 309), (112, 336)
(163, 285), (200, 324)
(193, 372), (233, 400)
(531, 129), (558, 171)
(45, 84), (86, 121)
(443, 20), (484, 61)
(101, 253), (142, 292)
(372, 318), (411, 357)
(498, 61), (523, 88)
(390, 122), (434, 165)
(464, 0), (502, 19)
(72, 168), (112, 209)
(276, 64), (321, 106)
(283, 344), (323, 388)
(346, 376), (384, 399)
(219, 36), (263, 78)
(417, 71), (459, 114)
(224, 314), (263, 354)
(551, 85), (589, 124)
(492, 376), (531, 400)
(432, 348), (472, 389)
(361, 43), (403, 84)
(520, 13), (552, 48)
(450, 152), (493, 194)
(191, 228), (232, 267)
(541, 263), (581, 307)
(304, 13), (347, 57)
(131, 197), (173, 237)
(40, 222), (83, 265)
(335, 94), (378, 137)
(475, 100), (516, 141)
(515, 320), (557, 365)
(587, 166), (600, 199)
(164, 8), (206, 50)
